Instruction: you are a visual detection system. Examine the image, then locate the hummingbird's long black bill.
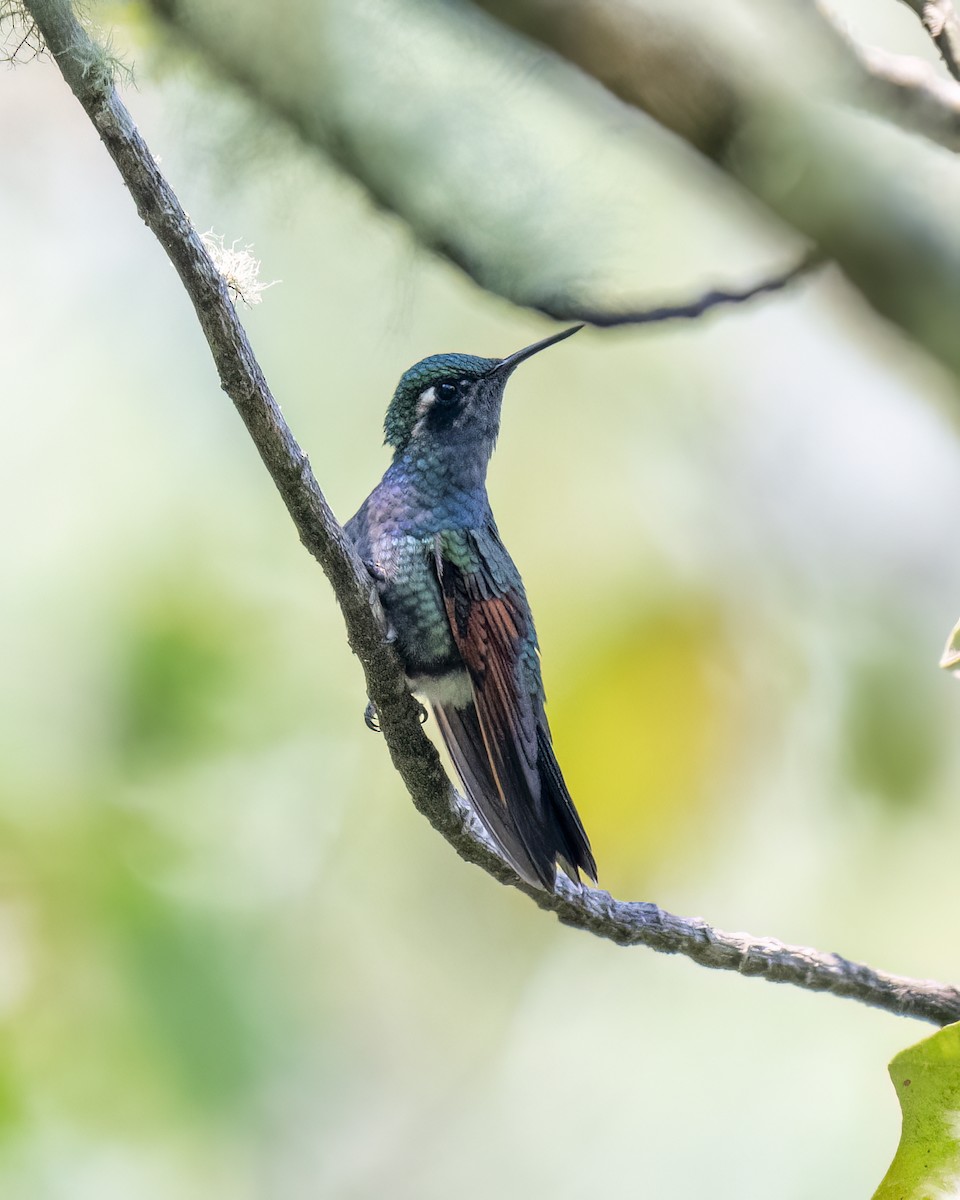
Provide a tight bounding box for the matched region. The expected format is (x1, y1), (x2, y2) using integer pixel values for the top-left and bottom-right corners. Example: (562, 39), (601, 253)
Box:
(486, 325), (583, 379)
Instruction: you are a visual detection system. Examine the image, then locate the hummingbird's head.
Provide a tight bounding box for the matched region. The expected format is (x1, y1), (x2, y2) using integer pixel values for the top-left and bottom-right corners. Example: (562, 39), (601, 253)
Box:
(383, 326), (582, 455)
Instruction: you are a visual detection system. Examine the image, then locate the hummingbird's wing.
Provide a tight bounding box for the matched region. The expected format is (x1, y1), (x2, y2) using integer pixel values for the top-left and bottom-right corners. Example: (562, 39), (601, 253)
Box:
(432, 530), (596, 890)
(432, 703), (549, 888)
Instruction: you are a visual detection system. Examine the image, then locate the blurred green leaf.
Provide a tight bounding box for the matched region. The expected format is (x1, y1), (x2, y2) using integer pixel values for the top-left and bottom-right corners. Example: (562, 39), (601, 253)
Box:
(873, 1022), (960, 1200)
(0, 1035), (24, 1133)
(844, 647), (943, 811)
(550, 603), (731, 893)
(112, 593), (248, 773)
(105, 866), (270, 1114)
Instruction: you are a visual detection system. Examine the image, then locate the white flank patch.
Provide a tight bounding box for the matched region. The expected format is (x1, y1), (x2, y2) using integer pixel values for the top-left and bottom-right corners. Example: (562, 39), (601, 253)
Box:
(407, 670), (473, 708)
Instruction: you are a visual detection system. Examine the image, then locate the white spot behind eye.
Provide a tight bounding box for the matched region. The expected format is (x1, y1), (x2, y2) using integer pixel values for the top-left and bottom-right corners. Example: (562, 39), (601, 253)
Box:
(415, 386), (436, 420)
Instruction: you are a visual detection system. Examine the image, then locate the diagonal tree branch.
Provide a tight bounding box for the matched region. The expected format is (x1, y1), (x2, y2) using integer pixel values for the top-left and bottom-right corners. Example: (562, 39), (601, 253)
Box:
(19, 0), (960, 1028)
(899, 0), (960, 82)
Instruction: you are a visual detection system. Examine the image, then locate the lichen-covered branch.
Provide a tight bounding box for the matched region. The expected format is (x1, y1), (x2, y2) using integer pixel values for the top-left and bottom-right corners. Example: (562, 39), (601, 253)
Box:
(20, 0), (960, 1028)
(14, 0), (444, 814)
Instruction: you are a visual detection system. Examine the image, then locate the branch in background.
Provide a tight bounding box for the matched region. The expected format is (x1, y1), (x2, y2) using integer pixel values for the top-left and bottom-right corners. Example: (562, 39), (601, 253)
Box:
(143, 0), (815, 335)
(899, 0), (960, 82)
(533, 249), (823, 328)
(791, 0), (960, 152)
(858, 41), (960, 148)
(20, 0), (960, 1028)
(469, 0), (960, 384)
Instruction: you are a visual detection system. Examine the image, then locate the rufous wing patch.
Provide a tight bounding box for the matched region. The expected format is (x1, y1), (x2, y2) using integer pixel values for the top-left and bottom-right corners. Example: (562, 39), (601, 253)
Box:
(435, 540), (540, 810)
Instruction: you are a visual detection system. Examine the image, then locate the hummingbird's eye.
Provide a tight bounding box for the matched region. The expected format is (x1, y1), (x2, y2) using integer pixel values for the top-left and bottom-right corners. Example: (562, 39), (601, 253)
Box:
(436, 381), (458, 403)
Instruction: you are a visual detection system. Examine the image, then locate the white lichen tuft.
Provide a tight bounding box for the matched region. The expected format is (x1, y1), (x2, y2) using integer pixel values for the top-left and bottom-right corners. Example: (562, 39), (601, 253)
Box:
(202, 230), (278, 308)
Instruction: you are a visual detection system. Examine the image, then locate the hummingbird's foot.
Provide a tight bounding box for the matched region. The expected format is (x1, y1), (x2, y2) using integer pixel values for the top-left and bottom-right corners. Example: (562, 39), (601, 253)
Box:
(360, 560), (384, 608)
(362, 558), (387, 585)
(363, 698), (426, 730)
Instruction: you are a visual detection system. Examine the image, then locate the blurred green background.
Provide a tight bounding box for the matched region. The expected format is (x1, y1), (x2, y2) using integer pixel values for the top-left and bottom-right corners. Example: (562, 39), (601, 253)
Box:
(3, 1), (960, 1196)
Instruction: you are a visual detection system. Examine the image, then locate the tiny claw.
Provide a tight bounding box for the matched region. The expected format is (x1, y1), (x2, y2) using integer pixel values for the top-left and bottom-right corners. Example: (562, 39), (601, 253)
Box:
(416, 701), (428, 725)
(364, 700), (381, 733)
(362, 558), (387, 584)
(383, 623), (398, 646)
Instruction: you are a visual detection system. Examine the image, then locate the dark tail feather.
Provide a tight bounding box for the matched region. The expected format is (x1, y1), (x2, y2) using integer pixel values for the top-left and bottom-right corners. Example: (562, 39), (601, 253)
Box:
(434, 702), (596, 890)
(536, 725), (597, 885)
(434, 702), (550, 888)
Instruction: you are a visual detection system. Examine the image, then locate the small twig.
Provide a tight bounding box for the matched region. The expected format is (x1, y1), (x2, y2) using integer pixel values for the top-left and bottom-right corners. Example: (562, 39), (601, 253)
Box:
(899, 0), (960, 82)
(1, 0), (42, 62)
(794, 0), (960, 152)
(20, 0), (960, 1028)
(858, 41), (960, 149)
(534, 250), (822, 328)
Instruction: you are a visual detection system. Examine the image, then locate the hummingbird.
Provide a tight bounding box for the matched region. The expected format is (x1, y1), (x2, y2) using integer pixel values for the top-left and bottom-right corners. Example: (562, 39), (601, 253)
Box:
(345, 325), (596, 891)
